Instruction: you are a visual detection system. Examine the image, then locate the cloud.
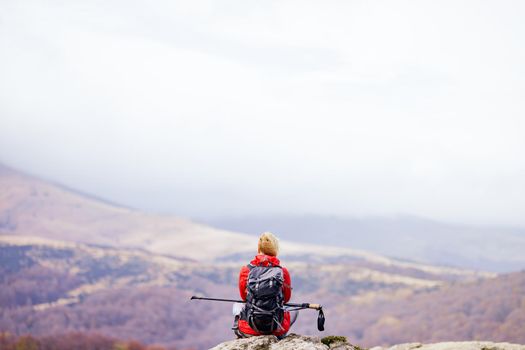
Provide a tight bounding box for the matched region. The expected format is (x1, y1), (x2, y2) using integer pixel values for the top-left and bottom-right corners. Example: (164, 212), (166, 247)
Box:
(0, 0), (524, 225)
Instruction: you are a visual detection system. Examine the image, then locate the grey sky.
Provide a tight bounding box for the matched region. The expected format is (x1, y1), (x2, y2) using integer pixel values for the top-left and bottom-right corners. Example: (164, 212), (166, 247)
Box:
(1, 0), (524, 226)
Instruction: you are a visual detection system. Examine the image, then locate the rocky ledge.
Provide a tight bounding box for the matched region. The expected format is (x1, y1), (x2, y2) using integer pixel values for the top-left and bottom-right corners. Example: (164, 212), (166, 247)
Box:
(209, 334), (525, 350)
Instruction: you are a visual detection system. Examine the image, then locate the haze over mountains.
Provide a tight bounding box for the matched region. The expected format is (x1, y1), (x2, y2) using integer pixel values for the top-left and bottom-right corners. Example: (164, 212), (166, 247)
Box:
(205, 215), (525, 272)
(1, 162), (484, 271)
(1, 162), (525, 349)
(3, 161), (523, 273)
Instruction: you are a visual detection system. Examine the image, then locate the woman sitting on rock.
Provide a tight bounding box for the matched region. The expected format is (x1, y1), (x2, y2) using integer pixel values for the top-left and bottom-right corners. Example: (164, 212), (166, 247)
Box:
(233, 232), (298, 338)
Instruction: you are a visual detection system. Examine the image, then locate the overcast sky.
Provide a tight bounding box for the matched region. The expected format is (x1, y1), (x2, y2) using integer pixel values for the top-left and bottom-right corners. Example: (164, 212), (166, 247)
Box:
(1, 0), (524, 226)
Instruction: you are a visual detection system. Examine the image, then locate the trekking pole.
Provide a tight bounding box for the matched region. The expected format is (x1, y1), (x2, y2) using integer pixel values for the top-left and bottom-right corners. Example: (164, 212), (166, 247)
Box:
(190, 296), (321, 310)
(190, 296), (325, 331)
(190, 296), (243, 303)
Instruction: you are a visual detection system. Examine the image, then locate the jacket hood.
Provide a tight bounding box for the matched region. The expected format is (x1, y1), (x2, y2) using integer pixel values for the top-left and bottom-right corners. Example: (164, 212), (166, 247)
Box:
(250, 254), (281, 266)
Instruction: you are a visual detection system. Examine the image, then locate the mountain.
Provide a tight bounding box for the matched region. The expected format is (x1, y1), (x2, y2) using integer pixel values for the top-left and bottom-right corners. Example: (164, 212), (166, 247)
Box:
(203, 214), (525, 272)
(1, 163), (524, 349)
(0, 163), (488, 275)
(0, 163), (255, 261)
(0, 235), (489, 349)
(0, 332), (170, 350)
(330, 270), (525, 347)
(0, 235), (233, 349)
(2, 235), (524, 349)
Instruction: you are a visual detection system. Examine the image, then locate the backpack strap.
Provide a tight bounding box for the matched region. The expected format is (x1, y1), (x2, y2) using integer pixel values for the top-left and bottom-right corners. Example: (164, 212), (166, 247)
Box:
(248, 262), (282, 268)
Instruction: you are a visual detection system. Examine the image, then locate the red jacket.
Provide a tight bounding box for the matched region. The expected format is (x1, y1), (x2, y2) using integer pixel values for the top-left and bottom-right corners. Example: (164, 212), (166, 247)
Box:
(238, 254), (292, 336)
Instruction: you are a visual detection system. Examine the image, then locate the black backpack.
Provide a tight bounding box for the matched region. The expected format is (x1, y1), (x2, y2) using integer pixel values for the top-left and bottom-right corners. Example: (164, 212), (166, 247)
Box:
(241, 263), (285, 334)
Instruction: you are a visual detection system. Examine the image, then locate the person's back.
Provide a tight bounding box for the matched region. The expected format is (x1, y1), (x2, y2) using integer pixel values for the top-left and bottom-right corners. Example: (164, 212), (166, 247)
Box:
(234, 232), (296, 338)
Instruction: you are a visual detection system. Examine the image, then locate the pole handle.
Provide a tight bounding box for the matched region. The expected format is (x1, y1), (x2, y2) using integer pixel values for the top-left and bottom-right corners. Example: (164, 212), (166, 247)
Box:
(308, 303), (322, 310)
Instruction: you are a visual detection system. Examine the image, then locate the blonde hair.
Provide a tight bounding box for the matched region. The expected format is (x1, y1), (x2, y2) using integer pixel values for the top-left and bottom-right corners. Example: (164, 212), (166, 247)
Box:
(258, 232), (279, 256)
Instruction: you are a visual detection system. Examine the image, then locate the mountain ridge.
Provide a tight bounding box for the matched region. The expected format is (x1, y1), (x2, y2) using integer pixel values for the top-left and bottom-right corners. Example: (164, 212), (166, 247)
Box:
(203, 214), (525, 272)
(3, 234), (523, 349)
(2, 163), (524, 349)
(0, 163), (491, 277)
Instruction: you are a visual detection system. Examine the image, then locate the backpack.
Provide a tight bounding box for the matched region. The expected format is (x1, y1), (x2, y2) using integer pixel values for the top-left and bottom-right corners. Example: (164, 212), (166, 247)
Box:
(242, 263), (285, 334)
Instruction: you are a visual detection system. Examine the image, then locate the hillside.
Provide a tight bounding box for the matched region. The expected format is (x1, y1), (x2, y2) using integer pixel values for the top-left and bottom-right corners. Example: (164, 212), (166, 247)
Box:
(0, 235), (486, 349)
(1, 164), (523, 349)
(0, 163), (488, 275)
(0, 332), (170, 350)
(0, 163), (255, 261)
(205, 214), (525, 272)
(0, 235), (235, 349)
(1, 236), (523, 349)
(330, 270), (525, 347)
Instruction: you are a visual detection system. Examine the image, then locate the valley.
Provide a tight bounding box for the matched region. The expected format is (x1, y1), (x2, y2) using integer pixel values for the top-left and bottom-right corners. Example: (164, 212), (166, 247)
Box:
(1, 164), (524, 349)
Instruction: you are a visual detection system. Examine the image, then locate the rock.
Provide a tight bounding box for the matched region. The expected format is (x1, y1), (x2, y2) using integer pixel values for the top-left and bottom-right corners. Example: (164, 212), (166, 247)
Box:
(209, 334), (360, 350)
(320, 336), (359, 350)
(369, 343), (423, 350)
(370, 341), (525, 350)
(209, 335), (278, 350)
(210, 336), (525, 350)
(276, 334), (329, 350)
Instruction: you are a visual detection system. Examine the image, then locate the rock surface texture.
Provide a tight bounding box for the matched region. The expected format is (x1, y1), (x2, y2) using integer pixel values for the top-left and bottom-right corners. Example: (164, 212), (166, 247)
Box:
(371, 342), (525, 350)
(209, 334), (354, 350)
(209, 334), (525, 350)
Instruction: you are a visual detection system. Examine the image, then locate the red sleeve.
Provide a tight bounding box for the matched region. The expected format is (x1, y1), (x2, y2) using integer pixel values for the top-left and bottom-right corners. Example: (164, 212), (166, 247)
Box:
(282, 267), (292, 303)
(239, 266), (250, 300)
